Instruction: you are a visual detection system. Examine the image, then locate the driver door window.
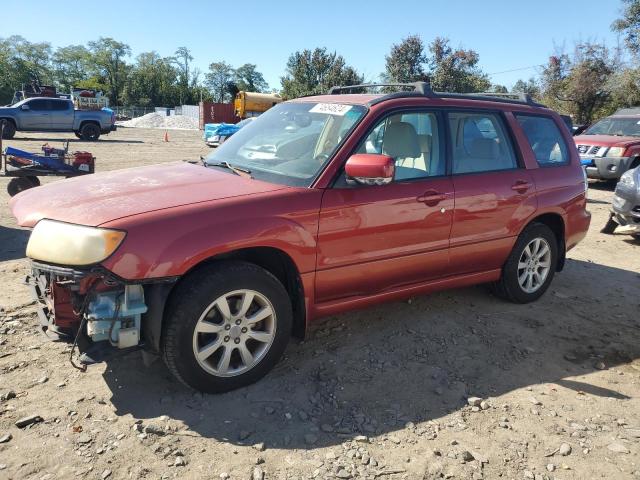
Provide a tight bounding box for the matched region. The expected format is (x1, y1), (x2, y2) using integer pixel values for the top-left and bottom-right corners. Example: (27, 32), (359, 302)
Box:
(359, 111), (444, 179)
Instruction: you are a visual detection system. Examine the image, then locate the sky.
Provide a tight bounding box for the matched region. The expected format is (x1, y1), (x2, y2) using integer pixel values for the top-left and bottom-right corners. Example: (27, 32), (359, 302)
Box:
(1, 0), (624, 90)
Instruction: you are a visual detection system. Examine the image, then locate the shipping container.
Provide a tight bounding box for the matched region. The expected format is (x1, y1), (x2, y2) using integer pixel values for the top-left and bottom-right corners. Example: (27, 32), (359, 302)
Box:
(198, 102), (240, 129)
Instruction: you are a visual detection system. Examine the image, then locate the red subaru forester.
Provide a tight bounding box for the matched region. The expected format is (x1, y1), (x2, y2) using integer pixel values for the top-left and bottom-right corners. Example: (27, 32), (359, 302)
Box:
(10, 83), (590, 393)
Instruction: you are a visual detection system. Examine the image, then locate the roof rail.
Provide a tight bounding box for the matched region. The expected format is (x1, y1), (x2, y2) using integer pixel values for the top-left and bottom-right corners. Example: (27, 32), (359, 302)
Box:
(328, 82), (543, 107)
(328, 82), (434, 96)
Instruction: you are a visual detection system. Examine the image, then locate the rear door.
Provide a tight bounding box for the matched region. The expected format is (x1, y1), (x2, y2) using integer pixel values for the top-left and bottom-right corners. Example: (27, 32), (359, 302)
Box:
(447, 110), (537, 274)
(49, 99), (74, 130)
(20, 99), (51, 130)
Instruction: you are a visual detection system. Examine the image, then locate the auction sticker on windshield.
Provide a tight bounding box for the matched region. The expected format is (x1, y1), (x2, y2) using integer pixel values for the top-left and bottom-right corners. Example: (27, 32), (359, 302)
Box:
(309, 103), (353, 116)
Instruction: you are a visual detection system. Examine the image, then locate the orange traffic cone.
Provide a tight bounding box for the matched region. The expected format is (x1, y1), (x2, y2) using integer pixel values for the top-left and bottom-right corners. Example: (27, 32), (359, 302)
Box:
(163, 131), (169, 142)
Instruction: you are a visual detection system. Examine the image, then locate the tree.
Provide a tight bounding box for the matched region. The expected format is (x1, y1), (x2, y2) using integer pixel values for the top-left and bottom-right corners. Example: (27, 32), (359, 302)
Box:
(512, 78), (541, 98)
(540, 42), (619, 123)
(87, 37), (131, 105)
(281, 47), (363, 98)
(613, 0), (640, 56)
(205, 61), (235, 102)
(428, 37), (490, 93)
(235, 63), (269, 92)
(52, 45), (91, 92)
(123, 52), (179, 106)
(384, 35), (427, 83)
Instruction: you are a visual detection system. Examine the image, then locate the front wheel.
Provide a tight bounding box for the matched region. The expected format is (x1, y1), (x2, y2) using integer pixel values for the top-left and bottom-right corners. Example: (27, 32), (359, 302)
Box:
(492, 223), (558, 303)
(162, 261), (292, 393)
(7, 177), (37, 196)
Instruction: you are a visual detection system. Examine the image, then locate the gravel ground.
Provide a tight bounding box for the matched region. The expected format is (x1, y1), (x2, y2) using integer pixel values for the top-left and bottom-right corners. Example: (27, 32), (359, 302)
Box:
(0, 128), (639, 480)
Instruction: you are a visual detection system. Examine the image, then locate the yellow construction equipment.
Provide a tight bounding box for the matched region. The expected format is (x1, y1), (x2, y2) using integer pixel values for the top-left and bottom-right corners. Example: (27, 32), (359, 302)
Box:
(234, 92), (282, 119)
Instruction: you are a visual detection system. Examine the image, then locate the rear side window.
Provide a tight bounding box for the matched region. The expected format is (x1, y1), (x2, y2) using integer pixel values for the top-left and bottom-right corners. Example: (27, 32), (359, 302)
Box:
(50, 100), (70, 111)
(516, 114), (569, 166)
(448, 112), (518, 174)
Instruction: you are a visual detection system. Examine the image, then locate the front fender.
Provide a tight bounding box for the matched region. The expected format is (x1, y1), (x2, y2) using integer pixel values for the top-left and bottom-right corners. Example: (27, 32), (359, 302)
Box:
(99, 191), (322, 280)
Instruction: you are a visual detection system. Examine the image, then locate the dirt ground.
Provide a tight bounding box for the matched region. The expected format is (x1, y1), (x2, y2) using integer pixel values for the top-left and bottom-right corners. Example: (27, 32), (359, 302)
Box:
(0, 127), (639, 480)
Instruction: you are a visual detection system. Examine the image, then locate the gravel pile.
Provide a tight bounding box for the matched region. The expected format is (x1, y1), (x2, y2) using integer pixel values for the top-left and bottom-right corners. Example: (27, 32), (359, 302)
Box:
(117, 112), (199, 130)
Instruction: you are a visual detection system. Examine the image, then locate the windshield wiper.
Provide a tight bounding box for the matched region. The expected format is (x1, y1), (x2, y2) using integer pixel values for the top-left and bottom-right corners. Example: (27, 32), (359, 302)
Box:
(207, 161), (252, 178)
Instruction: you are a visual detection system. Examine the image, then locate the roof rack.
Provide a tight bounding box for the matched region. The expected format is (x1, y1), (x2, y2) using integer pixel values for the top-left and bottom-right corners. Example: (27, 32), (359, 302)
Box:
(328, 82), (542, 107)
(328, 82), (434, 96)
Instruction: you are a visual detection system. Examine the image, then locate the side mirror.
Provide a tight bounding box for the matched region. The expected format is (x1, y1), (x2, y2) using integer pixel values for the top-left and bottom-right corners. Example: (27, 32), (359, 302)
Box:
(345, 154), (395, 186)
(20, 104), (30, 111)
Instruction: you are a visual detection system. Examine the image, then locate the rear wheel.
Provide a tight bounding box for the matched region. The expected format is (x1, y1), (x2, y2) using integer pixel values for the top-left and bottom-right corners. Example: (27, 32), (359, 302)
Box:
(79, 123), (101, 141)
(1, 120), (16, 139)
(162, 261), (292, 393)
(492, 223), (558, 303)
(7, 177), (36, 196)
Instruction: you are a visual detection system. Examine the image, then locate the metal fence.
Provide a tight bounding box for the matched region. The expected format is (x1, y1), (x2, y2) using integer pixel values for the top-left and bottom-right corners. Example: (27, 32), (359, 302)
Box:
(111, 106), (156, 120)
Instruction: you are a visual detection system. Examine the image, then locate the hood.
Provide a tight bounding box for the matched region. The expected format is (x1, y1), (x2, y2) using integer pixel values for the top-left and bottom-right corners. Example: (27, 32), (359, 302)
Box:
(574, 134), (640, 148)
(10, 162), (285, 228)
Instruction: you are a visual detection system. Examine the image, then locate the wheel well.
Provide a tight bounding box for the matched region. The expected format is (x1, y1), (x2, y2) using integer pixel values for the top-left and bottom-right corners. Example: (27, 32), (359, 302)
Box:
(79, 120), (99, 130)
(526, 213), (566, 271)
(0, 118), (16, 128)
(630, 156), (640, 169)
(187, 247), (306, 338)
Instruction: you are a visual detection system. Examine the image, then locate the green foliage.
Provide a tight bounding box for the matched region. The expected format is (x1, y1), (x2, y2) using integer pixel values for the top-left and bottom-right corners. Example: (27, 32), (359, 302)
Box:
(612, 0), (640, 56)
(428, 37), (491, 93)
(87, 37), (131, 105)
(280, 48), (363, 99)
(205, 61), (236, 103)
(123, 52), (180, 107)
(540, 43), (619, 124)
(235, 64), (269, 93)
(52, 45), (92, 92)
(384, 35), (427, 83)
(512, 78), (541, 98)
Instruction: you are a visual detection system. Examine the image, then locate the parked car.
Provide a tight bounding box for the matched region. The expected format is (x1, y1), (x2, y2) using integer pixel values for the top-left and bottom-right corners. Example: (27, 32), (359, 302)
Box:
(10, 82), (590, 393)
(574, 108), (640, 181)
(601, 166), (640, 239)
(204, 118), (255, 147)
(0, 97), (116, 140)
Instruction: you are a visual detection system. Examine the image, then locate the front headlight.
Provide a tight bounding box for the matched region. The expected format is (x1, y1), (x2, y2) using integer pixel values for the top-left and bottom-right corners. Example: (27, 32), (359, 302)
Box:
(26, 219), (126, 266)
(619, 169), (635, 187)
(607, 147), (626, 157)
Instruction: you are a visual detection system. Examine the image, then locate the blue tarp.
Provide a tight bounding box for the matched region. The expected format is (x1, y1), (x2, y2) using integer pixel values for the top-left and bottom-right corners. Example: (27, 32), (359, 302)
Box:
(5, 146), (75, 172)
(203, 123), (240, 139)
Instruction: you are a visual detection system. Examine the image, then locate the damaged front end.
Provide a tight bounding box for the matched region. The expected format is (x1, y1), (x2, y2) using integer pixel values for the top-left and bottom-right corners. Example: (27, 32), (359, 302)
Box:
(27, 262), (149, 363)
(23, 219), (175, 365)
(603, 167), (640, 237)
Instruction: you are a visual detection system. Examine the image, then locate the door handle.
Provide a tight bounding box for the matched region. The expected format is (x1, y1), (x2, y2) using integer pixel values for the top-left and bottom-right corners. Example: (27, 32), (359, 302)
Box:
(511, 181), (532, 193)
(417, 190), (447, 206)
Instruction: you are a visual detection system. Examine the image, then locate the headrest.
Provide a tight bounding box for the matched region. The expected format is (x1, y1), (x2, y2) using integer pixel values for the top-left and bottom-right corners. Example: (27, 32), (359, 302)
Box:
(383, 122), (421, 159)
(467, 138), (498, 159)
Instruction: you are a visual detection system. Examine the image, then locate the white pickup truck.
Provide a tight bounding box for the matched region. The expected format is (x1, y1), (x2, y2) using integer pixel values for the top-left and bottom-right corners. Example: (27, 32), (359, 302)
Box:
(0, 97), (116, 141)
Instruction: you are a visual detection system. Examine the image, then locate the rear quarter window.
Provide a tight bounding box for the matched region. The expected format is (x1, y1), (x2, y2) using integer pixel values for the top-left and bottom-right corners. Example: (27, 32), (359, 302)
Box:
(516, 114), (570, 166)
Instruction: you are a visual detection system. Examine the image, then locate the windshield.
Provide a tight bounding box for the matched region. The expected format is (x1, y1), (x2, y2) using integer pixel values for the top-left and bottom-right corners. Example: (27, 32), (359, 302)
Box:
(584, 117), (640, 137)
(205, 102), (367, 186)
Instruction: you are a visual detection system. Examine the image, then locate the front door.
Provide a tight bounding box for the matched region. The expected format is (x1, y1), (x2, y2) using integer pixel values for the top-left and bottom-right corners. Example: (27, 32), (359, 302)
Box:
(315, 110), (453, 303)
(20, 99), (51, 130)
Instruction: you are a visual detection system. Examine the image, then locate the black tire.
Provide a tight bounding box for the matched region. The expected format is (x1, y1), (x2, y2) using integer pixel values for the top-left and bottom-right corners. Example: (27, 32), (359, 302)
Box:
(600, 215), (618, 234)
(79, 123), (101, 141)
(26, 176), (40, 187)
(1, 120), (16, 139)
(7, 177), (36, 196)
(162, 261), (293, 393)
(492, 223), (558, 304)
